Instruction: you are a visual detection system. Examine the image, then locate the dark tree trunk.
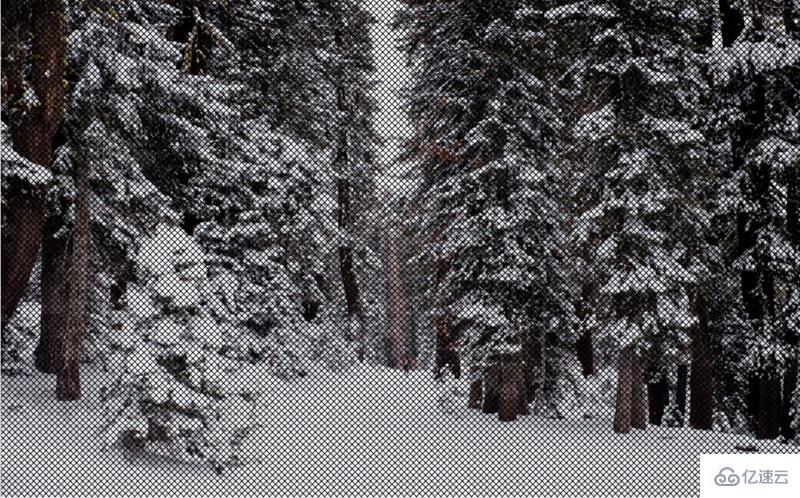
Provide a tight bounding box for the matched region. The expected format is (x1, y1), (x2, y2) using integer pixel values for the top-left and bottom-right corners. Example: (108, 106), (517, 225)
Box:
(338, 178), (363, 351)
(575, 283), (595, 376)
(1, 193), (46, 329)
(331, 77), (364, 359)
(498, 359), (524, 422)
(728, 69), (784, 439)
(689, 292), (714, 430)
(481, 361), (500, 414)
(781, 356), (798, 440)
(757, 375), (782, 439)
(35, 237), (70, 374)
(433, 257), (460, 379)
(631, 354), (647, 430)
(523, 331), (541, 403)
(689, 348), (714, 430)
(746, 374), (760, 430)
(676, 364), (688, 423)
(783, 160), (799, 439)
(384, 226), (411, 369)
(647, 375), (669, 425)
(329, 15), (365, 361)
(0, 0), (66, 331)
(56, 156), (90, 401)
(517, 377), (529, 416)
(576, 331), (594, 377)
(433, 312), (461, 380)
(613, 345), (634, 433)
(467, 377), (483, 409)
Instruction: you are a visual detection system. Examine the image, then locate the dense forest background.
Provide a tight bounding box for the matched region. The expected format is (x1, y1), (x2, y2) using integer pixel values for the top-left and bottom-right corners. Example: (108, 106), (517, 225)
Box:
(1, 0), (799, 472)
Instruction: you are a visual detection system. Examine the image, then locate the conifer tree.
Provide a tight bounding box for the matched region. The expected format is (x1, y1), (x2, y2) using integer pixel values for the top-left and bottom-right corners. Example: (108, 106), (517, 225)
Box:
(103, 222), (259, 472)
(546, 0), (712, 432)
(397, 0), (571, 413)
(710, 0), (800, 439)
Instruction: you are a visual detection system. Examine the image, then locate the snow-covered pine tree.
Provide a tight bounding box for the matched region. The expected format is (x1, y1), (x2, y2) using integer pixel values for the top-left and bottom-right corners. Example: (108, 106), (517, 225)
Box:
(225, 0), (335, 144)
(709, 0), (800, 439)
(186, 0), (374, 373)
(69, 1), (335, 377)
(396, 0), (571, 416)
(192, 119), (338, 377)
(317, 0), (380, 359)
(545, 0), (712, 432)
(103, 222), (259, 472)
(64, 1), (177, 357)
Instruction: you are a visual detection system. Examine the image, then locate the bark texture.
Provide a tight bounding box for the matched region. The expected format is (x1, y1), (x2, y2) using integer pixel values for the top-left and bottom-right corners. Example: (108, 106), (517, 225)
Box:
(676, 364), (688, 422)
(337, 176), (364, 360)
(613, 346), (634, 433)
(481, 361), (500, 414)
(467, 378), (483, 409)
(1, 0), (67, 330)
(689, 291), (714, 430)
(35, 237), (70, 373)
(498, 359), (524, 422)
(575, 283), (595, 376)
(576, 331), (594, 378)
(647, 375), (669, 426)
(630, 355), (647, 430)
(56, 157), (90, 401)
(757, 375), (782, 439)
(384, 225), (411, 368)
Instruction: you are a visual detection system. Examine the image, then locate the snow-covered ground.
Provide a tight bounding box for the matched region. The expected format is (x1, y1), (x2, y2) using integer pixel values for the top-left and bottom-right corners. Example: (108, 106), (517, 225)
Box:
(2, 364), (795, 497)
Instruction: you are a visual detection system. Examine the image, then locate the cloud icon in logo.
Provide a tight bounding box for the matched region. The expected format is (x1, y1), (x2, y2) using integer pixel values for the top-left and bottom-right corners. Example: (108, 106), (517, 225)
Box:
(715, 467), (740, 487)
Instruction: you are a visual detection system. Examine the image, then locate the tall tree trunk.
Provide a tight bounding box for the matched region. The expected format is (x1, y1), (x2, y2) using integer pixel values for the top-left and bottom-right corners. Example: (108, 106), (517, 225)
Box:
(647, 374), (669, 425)
(433, 259), (460, 379)
(338, 177), (364, 359)
(757, 375), (782, 439)
(676, 364), (688, 423)
(575, 283), (595, 376)
(613, 345), (634, 433)
(746, 374), (760, 430)
(329, 15), (365, 361)
(56, 156), (90, 401)
(34, 237), (70, 373)
(781, 160), (799, 439)
(576, 331), (594, 377)
(0, 0), (67, 330)
(481, 359), (500, 414)
(730, 69), (784, 439)
(689, 340), (714, 430)
(689, 291), (714, 430)
(781, 356), (798, 440)
(384, 225), (411, 368)
(720, 0), (745, 47)
(498, 357), (524, 422)
(467, 376), (483, 409)
(631, 353), (647, 430)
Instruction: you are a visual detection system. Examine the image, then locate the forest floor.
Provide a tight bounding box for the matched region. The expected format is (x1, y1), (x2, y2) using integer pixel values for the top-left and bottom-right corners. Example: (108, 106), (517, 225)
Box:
(2, 364), (796, 496)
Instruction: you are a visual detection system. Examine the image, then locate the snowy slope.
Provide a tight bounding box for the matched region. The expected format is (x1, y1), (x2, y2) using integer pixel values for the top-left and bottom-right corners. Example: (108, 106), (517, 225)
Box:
(2, 365), (795, 496)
